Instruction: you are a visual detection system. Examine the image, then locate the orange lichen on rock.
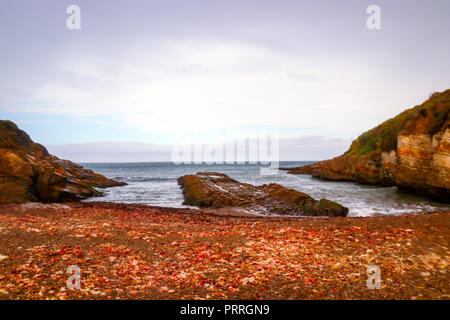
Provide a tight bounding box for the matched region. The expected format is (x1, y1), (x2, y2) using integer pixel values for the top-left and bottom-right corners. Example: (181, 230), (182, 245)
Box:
(397, 149), (433, 160)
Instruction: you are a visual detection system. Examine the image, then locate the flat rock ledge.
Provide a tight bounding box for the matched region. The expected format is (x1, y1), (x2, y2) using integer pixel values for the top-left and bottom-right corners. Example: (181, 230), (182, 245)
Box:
(177, 172), (348, 217)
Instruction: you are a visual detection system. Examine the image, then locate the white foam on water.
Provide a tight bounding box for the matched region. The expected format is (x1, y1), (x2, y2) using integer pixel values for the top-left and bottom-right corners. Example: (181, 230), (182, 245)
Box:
(82, 162), (450, 216)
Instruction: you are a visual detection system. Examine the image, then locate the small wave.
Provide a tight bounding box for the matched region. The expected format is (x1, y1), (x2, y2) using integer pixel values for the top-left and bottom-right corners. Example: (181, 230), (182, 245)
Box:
(348, 205), (439, 217)
(86, 162), (450, 217)
(114, 177), (174, 183)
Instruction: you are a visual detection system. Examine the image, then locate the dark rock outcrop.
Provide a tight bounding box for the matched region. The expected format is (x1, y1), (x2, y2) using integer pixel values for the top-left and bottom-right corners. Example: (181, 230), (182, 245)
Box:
(283, 90), (450, 202)
(177, 172), (348, 217)
(0, 120), (126, 203)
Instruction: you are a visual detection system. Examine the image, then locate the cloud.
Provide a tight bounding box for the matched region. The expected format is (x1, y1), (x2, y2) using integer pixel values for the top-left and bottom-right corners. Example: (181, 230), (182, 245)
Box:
(46, 141), (172, 163)
(279, 136), (352, 161)
(46, 135), (352, 163)
(2, 0), (449, 149)
(1, 38), (399, 140)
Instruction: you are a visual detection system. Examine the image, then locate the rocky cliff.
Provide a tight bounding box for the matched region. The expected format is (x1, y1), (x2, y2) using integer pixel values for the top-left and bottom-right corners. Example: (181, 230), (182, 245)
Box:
(178, 172), (348, 217)
(0, 120), (126, 203)
(282, 90), (449, 202)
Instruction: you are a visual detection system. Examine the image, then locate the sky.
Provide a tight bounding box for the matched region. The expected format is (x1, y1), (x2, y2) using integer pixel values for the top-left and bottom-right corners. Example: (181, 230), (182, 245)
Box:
(1, 0), (449, 162)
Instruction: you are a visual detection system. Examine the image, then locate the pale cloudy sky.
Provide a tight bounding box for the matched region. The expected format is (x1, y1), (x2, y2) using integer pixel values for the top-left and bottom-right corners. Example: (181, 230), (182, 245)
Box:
(1, 0), (449, 161)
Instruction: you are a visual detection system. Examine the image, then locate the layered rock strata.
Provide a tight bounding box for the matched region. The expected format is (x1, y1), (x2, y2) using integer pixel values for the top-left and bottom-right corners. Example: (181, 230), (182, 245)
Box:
(178, 172), (348, 217)
(281, 90), (450, 202)
(0, 120), (126, 203)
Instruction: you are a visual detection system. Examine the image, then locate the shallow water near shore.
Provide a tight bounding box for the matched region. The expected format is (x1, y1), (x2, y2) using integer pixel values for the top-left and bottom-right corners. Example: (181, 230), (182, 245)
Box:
(82, 161), (449, 217)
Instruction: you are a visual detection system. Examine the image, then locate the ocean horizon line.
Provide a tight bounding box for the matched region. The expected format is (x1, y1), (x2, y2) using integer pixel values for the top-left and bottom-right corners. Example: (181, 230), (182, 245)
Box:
(78, 160), (318, 165)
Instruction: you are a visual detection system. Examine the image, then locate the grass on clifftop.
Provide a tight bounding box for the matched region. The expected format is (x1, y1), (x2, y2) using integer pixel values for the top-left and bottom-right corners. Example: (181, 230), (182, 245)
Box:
(0, 120), (19, 131)
(347, 89), (450, 157)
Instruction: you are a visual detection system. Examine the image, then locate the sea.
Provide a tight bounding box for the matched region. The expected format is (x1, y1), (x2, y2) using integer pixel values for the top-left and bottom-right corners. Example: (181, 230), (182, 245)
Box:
(82, 161), (450, 217)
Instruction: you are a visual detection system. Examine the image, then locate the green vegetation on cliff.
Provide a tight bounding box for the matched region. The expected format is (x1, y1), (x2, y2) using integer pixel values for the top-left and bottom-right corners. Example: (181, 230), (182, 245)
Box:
(347, 89), (450, 157)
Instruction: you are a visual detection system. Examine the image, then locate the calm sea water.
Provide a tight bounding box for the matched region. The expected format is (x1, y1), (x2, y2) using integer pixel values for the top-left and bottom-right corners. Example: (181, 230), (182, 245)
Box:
(82, 162), (449, 217)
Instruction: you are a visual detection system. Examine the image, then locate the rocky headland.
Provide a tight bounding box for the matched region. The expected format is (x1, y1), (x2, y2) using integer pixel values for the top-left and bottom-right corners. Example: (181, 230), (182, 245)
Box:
(281, 90), (450, 202)
(177, 172), (348, 217)
(0, 120), (126, 203)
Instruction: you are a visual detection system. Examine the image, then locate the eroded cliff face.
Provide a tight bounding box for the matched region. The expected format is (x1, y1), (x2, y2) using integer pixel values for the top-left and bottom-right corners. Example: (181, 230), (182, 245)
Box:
(0, 120), (126, 203)
(395, 129), (449, 200)
(283, 90), (450, 202)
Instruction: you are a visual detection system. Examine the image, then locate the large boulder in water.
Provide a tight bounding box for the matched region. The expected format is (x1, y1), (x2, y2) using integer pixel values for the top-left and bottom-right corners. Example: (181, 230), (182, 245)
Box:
(0, 120), (126, 203)
(177, 172), (348, 217)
